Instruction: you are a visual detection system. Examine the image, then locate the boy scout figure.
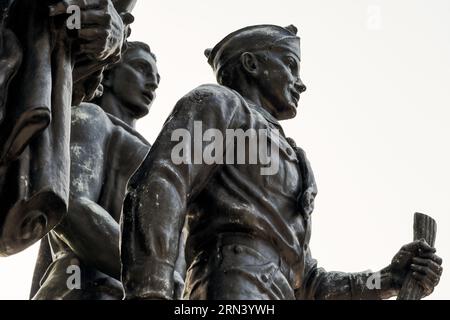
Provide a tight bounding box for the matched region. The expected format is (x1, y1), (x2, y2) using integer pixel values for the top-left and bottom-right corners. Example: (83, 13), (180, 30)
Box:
(121, 25), (442, 300)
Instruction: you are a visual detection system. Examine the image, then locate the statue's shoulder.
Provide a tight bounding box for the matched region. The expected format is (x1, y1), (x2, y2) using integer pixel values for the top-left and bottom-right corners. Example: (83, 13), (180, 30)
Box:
(71, 102), (109, 126)
(175, 84), (244, 116)
(106, 113), (150, 147)
(71, 103), (111, 144)
(186, 83), (241, 99)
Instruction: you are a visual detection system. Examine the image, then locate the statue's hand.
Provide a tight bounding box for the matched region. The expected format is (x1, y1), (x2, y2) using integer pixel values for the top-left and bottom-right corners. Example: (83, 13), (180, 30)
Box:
(389, 240), (443, 297)
(49, 0), (124, 62)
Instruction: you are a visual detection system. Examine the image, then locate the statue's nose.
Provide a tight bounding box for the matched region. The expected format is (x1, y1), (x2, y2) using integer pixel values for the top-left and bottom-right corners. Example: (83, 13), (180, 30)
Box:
(294, 80), (307, 93)
(145, 82), (158, 91)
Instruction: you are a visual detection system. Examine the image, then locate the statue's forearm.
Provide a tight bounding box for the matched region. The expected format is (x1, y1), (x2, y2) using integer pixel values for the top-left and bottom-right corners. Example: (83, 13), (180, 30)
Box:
(349, 267), (398, 300)
(312, 267), (398, 300)
(53, 197), (121, 280)
(121, 175), (186, 300)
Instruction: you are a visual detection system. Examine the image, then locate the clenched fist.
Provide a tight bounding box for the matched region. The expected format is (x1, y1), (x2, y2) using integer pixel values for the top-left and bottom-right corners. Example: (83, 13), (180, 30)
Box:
(49, 0), (125, 62)
(389, 240), (443, 297)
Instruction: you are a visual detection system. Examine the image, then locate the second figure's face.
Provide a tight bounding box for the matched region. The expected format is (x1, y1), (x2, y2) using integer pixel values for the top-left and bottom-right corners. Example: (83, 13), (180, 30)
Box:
(111, 48), (160, 119)
(253, 49), (306, 120)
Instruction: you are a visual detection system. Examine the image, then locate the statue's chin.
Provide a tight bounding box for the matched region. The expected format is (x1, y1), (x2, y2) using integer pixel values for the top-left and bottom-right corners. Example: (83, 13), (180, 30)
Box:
(276, 104), (298, 121)
(126, 103), (150, 120)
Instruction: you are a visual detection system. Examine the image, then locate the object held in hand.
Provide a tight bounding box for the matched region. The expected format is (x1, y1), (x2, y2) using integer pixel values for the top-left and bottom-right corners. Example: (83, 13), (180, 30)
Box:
(397, 212), (437, 300)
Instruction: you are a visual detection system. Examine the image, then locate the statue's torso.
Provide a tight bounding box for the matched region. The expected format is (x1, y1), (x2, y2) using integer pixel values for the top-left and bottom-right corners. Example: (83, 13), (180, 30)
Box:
(185, 89), (310, 286)
(36, 103), (150, 300)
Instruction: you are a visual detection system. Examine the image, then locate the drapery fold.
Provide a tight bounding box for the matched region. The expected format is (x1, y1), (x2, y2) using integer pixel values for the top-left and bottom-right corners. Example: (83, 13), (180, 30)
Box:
(0, 0), (72, 256)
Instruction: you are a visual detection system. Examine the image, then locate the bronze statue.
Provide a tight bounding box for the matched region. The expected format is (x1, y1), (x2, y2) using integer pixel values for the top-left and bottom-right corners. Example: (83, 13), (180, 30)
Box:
(0, 0), (126, 257)
(0, 0), (443, 301)
(120, 24), (443, 300)
(31, 41), (159, 300)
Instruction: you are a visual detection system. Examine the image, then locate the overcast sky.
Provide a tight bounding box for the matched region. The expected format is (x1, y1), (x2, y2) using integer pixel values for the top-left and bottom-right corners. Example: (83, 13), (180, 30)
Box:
(0, 0), (449, 299)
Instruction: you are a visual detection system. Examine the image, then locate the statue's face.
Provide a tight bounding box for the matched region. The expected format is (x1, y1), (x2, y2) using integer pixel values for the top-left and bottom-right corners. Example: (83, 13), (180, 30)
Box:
(253, 48), (306, 120)
(110, 48), (159, 119)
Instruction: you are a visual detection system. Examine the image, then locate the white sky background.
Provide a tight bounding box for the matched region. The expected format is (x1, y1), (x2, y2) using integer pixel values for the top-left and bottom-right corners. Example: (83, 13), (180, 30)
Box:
(1, 0), (449, 299)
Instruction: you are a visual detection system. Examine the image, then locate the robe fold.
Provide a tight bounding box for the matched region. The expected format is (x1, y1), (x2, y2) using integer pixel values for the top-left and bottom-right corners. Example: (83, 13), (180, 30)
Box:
(0, 0), (72, 256)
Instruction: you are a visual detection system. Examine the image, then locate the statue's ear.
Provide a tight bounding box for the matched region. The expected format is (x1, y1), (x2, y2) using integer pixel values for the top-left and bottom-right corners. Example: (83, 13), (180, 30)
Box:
(240, 52), (259, 76)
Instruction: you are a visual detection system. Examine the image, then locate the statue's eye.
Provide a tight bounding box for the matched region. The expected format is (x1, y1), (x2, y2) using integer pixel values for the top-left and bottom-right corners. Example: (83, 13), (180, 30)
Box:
(132, 62), (148, 74)
(286, 57), (297, 71)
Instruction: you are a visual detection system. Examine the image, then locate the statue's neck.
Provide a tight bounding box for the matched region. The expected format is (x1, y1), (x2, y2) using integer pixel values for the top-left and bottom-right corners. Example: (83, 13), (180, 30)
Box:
(238, 85), (277, 119)
(99, 91), (136, 128)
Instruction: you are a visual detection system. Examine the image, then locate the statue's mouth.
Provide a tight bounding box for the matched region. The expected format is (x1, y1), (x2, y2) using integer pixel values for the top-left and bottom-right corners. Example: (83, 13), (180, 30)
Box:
(290, 89), (300, 105)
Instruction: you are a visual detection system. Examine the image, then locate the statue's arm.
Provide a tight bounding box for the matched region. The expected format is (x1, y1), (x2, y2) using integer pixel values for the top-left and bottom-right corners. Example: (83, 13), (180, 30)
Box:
(51, 104), (121, 279)
(53, 197), (121, 280)
(121, 85), (242, 300)
(297, 240), (442, 300)
(296, 249), (396, 300)
(300, 268), (396, 300)
(53, 122), (151, 281)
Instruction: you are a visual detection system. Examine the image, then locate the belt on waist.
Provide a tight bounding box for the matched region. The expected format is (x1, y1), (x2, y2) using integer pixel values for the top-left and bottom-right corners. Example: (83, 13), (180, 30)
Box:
(214, 233), (296, 287)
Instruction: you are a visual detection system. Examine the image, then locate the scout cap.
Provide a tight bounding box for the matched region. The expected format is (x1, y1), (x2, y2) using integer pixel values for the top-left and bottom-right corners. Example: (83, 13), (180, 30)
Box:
(205, 24), (300, 78)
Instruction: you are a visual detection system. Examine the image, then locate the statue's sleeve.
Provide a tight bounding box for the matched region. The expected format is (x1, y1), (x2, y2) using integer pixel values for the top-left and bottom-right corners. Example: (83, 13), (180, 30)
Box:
(121, 84), (243, 300)
(297, 248), (387, 300)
